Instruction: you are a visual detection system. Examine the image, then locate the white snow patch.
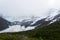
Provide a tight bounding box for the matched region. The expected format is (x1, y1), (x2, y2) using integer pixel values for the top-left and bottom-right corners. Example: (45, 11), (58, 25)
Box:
(49, 19), (57, 24)
(0, 25), (35, 33)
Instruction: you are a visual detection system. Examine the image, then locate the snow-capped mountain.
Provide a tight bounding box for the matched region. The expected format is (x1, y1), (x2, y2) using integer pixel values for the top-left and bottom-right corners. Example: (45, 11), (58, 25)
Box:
(0, 16), (40, 33)
(45, 9), (60, 24)
(35, 9), (60, 28)
(0, 9), (60, 33)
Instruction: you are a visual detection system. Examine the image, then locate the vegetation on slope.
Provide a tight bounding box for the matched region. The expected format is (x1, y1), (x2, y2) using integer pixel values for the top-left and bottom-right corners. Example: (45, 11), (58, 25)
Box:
(0, 21), (60, 40)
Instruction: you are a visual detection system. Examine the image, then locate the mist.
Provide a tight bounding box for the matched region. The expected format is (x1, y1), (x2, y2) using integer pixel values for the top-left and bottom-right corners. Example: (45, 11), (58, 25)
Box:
(0, 0), (60, 21)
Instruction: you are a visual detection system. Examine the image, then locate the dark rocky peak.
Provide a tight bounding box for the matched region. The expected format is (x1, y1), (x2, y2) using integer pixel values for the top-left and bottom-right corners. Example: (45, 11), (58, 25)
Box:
(0, 16), (11, 31)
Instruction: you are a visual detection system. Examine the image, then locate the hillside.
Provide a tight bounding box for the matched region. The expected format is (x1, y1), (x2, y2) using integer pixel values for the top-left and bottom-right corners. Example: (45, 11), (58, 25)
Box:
(0, 21), (60, 40)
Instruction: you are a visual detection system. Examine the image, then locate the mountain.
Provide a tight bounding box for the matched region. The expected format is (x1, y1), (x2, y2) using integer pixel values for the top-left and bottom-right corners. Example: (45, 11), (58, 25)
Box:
(19, 9), (60, 28)
(0, 9), (60, 33)
(34, 9), (60, 28)
(0, 18), (60, 40)
(0, 17), (11, 31)
(0, 9), (60, 40)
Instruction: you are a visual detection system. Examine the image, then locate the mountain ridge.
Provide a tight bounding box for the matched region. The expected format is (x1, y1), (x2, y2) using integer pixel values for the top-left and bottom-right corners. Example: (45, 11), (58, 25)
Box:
(0, 9), (60, 33)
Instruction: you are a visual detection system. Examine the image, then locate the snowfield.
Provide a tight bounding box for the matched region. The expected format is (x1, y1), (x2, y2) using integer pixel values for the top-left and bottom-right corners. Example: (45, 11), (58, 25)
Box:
(0, 25), (36, 33)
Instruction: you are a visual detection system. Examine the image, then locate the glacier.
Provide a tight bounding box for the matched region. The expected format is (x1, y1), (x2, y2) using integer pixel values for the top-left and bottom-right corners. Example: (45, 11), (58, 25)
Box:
(0, 8), (60, 33)
(0, 25), (36, 33)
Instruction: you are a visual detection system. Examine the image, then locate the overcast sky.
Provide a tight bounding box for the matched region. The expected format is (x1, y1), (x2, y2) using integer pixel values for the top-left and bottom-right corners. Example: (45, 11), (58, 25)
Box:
(0, 0), (60, 18)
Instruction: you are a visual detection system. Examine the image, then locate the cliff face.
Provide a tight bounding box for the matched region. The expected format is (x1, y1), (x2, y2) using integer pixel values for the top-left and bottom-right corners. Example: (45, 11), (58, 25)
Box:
(0, 17), (11, 31)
